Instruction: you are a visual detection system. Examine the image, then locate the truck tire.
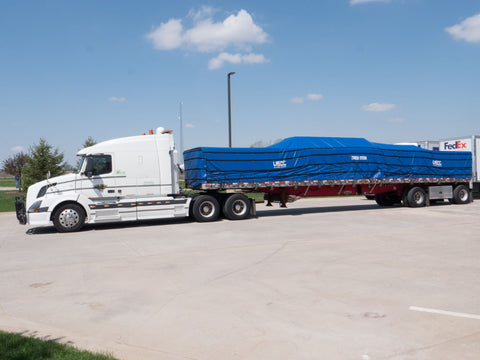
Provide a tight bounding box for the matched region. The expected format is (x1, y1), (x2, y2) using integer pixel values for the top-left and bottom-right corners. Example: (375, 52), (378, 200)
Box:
(191, 195), (220, 222)
(452, 185), (471, 204)
(406, 187), (426, 207)
(53, 203), (85, 232)
(223, 194), (251, 220)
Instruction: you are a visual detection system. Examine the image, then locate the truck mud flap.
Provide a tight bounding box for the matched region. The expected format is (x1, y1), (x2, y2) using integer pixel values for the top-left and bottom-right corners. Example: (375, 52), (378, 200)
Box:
(15, 196), (27, 225)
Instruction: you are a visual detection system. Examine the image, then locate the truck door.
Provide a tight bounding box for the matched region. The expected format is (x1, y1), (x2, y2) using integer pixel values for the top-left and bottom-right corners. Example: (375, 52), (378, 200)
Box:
(79, 154), (123, 222)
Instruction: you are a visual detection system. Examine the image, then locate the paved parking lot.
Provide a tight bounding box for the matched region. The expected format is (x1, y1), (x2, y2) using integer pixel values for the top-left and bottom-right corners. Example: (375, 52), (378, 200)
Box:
(1, 197), (479, 360)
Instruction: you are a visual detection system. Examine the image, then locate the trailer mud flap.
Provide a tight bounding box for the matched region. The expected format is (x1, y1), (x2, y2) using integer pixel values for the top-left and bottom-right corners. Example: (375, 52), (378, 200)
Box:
(249, 198), (257, 218)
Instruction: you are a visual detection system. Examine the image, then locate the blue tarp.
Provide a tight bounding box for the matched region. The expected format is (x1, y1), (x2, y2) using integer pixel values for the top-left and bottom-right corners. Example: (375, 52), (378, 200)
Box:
(184, 137), (472, 188)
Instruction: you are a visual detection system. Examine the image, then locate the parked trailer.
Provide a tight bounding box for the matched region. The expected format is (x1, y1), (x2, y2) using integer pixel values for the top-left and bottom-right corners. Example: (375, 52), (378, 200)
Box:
(15, 127), (473, 232)
(439, 136), (480, 193)
(184, 136), (472, 208)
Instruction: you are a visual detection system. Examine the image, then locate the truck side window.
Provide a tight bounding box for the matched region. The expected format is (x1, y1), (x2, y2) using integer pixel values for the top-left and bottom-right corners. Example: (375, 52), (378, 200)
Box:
(92, 155), (112, 176)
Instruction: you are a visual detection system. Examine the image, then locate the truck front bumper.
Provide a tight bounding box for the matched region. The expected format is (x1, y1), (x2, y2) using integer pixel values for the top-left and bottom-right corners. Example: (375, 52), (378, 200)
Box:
(27, 211), (52, 226)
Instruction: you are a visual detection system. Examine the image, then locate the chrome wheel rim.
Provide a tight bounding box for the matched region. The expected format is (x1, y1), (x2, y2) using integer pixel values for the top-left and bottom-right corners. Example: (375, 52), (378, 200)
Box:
(458, 189), (469, 202)
(59, 209), (80, 228)
(413, 191), (424, 204)
(200, 201), (215, 218)
(232, 200), (247, 216)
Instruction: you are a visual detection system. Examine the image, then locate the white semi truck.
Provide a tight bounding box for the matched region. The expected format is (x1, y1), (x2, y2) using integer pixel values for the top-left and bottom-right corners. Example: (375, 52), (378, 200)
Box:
(15, 127), (473, 232)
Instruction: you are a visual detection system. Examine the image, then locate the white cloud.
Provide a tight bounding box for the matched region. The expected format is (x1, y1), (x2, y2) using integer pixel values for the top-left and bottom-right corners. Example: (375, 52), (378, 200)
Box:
(146, 9), (269, 53)
(185, 123), (195, 128)
(291, 97), (304, 103)
(188, 6), (216, 22)
(146, 19), (184, 50)
(306, 93), (323, 101)
(208, 52), (269, 70)
(350, 0), (389, 4)
(446, 13), (480, 43)
(291, 93), (323, 103)
(11, 146), (25, 153)
(108, 97), (127, 102)
(361, 102), (395, 112)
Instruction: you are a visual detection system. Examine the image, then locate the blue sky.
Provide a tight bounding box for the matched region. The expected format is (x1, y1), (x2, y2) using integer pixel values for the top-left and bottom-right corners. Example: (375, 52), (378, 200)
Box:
(1, 0), (479, 165)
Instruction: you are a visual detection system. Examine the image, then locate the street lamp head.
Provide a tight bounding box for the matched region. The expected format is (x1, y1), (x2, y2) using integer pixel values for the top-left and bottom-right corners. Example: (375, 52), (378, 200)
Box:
(228, 72), (236, 76)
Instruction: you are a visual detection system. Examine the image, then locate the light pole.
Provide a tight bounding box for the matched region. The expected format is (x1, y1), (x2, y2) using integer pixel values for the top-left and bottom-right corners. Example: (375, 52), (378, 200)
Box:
(179, 102), (183, 164)
(227, 72), (235, 147)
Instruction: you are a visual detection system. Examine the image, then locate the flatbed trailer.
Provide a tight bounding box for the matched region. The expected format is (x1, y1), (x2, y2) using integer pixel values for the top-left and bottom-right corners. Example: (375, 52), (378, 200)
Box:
(184, 136), (473, 208)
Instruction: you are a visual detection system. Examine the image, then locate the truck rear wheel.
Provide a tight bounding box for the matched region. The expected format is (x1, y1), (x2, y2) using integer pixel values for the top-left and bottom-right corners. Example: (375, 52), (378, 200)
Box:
(452, 185), (471, 204)
(406, 187), (426, 207)
(223, 194), (251, 220)
(191, 195), (220, 222)
(53, 203), (85, 232)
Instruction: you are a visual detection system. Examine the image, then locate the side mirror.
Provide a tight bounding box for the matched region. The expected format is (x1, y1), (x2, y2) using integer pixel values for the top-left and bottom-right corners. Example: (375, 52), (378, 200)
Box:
(84, 157), (94, 177)
(46, 171), (51, 180)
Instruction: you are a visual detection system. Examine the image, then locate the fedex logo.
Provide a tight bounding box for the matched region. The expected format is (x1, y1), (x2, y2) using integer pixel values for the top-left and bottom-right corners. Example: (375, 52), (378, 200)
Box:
(443, 140), (467, 150)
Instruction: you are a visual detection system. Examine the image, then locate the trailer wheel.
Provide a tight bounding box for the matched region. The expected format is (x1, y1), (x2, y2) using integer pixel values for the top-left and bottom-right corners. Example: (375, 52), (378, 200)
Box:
(191, 195), (220, 222)
(452, 185), (471, 204)
(223, 194), (251, 220)
(406, 187), (426, 207)
(53, 203), (85, 232)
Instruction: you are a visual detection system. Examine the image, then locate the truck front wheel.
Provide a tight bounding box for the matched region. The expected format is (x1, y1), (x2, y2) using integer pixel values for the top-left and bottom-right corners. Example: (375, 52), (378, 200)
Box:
(191, 195), (220, 222)
(452, 185), (471, 204)
(53, 203), (86, 232)
(223, 194), (251, 220)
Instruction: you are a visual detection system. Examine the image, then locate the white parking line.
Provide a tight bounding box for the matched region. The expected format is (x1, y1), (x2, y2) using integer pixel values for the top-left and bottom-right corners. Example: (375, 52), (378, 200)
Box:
(409, 306), (480, 320)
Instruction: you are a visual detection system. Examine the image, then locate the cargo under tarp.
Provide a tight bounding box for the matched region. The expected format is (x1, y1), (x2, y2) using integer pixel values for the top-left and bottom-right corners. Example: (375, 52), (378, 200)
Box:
(183, 137), (472, 189)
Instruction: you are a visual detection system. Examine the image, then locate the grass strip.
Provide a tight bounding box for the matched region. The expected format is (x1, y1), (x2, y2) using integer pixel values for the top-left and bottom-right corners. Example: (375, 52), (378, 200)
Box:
(0, 330), (118, 360)
(0, 191), (23, 212)
(0, 179), (16, 187)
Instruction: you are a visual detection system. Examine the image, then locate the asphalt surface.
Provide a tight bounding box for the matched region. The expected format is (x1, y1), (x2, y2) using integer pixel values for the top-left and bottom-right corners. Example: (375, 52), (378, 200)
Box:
(0, 197), (479, 360)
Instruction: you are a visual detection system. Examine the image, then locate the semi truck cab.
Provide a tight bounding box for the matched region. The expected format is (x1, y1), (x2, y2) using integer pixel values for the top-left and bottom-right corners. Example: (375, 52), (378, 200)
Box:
(16, 127), (190, 232)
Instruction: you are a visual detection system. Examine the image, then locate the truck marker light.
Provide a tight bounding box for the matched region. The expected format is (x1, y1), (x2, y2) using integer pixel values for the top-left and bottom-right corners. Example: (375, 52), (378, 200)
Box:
(149, 129), (153, 135)
(118, 204), (123, 207)
(148, 202), (152, 205)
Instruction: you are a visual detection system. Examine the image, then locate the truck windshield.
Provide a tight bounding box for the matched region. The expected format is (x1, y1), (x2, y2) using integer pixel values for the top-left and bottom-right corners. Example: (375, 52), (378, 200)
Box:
(77, 156), (85, 174)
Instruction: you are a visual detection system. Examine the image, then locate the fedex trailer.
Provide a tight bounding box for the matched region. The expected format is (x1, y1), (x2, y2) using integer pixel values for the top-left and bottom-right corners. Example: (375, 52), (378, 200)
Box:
(439, 136), (480, 192)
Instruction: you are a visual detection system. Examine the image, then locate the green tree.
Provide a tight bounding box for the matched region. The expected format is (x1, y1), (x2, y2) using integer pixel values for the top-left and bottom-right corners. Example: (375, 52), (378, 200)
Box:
(82, 136), (97, 148)
(2, 152), (28, 177)
(22, 138), (66, 189)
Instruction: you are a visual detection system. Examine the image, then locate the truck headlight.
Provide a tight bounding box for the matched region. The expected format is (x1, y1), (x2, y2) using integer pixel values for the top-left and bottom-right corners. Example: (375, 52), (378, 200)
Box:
(28, 200), (43, 213)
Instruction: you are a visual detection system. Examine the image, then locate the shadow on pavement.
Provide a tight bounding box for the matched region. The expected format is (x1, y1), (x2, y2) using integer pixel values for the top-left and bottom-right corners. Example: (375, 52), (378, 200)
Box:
(26, 199), (453, 235)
